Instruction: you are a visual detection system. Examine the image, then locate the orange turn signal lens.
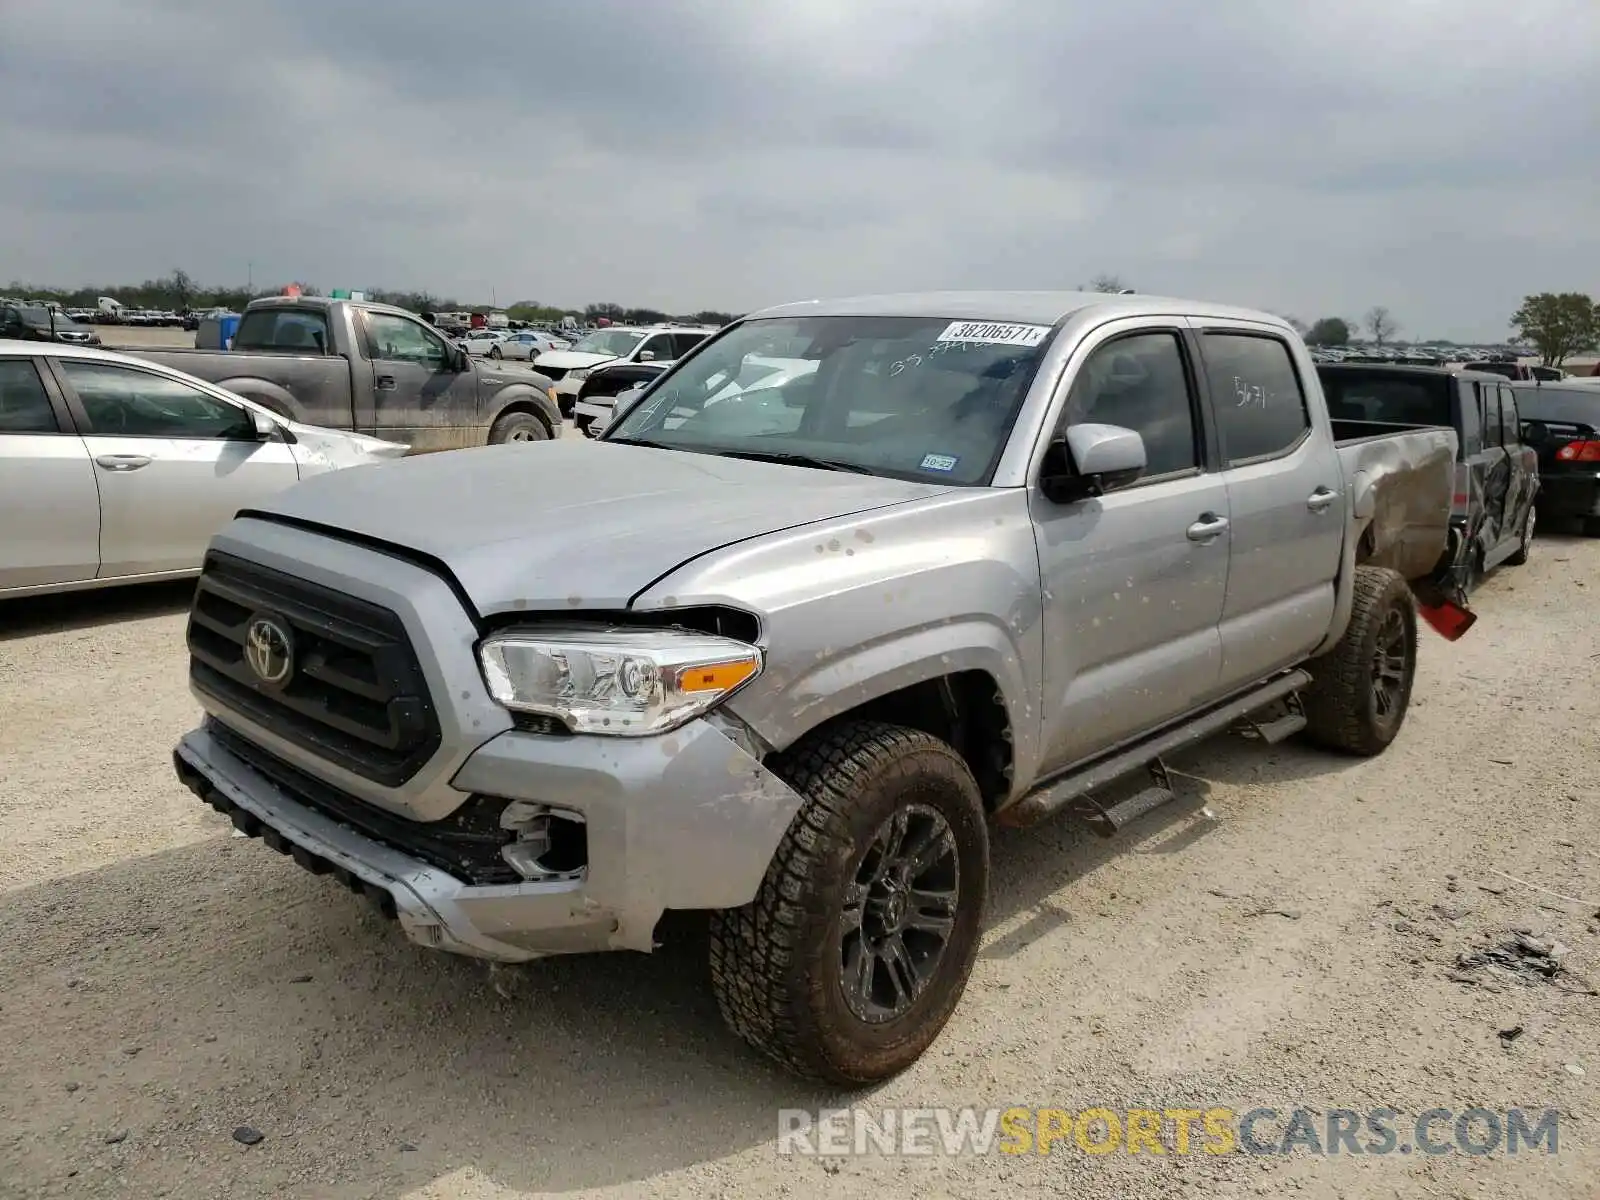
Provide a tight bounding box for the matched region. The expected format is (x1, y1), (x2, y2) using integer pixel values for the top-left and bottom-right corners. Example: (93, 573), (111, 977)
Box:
(675, 659), (759, 694)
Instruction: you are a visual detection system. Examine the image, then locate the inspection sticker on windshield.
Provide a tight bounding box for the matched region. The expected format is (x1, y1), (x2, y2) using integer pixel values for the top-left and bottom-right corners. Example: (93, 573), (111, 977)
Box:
(920, 453), (959, 472)
(935, 320), (1051, 348)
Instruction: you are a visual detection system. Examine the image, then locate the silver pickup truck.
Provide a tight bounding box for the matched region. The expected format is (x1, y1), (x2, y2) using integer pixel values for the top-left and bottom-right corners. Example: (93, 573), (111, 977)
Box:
(171, 291), (1470, 1086)
(129, 296), (562, 451)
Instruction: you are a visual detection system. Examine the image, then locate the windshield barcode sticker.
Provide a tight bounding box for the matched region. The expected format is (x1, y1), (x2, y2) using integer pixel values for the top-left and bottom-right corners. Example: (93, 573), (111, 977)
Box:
(936, 320), (1052, 348)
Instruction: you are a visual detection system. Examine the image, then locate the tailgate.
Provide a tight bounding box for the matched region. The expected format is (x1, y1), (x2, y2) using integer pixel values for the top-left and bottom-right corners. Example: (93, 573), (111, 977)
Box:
(1335, 426), (1457, 581)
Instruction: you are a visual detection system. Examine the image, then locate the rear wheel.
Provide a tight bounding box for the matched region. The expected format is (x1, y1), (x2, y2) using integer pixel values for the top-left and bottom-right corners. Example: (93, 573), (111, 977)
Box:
(708, 722), (988, 1085)
(487, 410), (550, 443)
(1301, 565), (1417, 757)
(488, 344), (502, 360)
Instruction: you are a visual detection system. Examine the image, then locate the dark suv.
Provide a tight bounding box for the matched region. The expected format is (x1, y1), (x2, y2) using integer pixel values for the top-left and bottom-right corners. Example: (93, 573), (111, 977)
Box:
(1318, 363), (1539, 586)
(0, 304), (100, 346)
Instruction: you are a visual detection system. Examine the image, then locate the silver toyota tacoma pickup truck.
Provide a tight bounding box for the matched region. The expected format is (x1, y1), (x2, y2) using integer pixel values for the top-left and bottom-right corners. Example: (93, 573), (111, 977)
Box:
(172, 291), (1472, 1085)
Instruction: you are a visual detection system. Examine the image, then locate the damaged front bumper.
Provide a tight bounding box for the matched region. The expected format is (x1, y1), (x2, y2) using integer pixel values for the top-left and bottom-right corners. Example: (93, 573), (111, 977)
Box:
(173, 714), (806, 962)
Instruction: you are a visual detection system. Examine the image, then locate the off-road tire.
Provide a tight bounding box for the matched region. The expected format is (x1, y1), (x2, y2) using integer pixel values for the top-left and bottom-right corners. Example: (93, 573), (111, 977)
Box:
(1505, 506), (1535, 566)
(487, 410), (551, 443)
(1301, 565), (1417, 757)
(708, 721), (988, 1085)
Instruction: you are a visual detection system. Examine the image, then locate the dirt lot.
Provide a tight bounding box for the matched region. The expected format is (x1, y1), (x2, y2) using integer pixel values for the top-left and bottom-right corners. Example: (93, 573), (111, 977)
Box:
(1, 538), (1596, 1199)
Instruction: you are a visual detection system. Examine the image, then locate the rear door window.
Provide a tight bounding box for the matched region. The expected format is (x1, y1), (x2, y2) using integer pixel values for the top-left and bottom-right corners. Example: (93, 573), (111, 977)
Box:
(0, 359), (62, 433)
(1201, 332), (1311, 464)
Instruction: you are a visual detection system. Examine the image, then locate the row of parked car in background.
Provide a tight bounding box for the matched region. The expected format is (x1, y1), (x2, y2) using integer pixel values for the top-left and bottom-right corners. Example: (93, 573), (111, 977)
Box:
(1309, 342), (1575, 382)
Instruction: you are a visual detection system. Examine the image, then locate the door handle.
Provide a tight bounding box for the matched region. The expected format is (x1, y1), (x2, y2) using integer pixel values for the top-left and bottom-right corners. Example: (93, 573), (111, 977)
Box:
(1306, 486), (1338, 512)
(93, 454), (152, 472)
(375, 375), (397, 391)
(1186, 513), (1230, 542)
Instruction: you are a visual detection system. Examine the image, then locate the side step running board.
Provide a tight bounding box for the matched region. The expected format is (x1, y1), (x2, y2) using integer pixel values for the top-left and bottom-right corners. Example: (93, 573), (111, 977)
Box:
(997, 669), (1312, 830)
(1074, 759), (1177, 838)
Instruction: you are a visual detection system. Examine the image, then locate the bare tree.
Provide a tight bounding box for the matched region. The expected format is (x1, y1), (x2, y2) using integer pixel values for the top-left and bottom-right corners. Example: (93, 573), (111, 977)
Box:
(1364, 306), (1400, 347)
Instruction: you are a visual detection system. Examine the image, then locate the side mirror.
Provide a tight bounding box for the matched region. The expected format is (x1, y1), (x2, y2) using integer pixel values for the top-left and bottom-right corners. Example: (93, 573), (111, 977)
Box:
(248, 408), (278, 440)
(1040, 422), (1146, 503)
(638, 350), (657, 362)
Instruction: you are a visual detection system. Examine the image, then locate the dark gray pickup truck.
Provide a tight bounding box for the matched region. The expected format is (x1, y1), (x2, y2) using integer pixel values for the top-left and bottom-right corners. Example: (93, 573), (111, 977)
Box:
(128, 297), (562, 451)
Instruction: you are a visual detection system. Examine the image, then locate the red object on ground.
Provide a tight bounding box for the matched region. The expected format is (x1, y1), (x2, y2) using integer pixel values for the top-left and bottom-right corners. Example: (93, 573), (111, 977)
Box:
(1418, 599), (1476, 641)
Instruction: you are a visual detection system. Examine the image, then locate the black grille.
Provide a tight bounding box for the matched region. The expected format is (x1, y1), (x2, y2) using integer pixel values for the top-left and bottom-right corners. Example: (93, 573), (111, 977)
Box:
(204, 721), (520, 886)
(186, 551), (442, 787)
(537, 365), (568, 384)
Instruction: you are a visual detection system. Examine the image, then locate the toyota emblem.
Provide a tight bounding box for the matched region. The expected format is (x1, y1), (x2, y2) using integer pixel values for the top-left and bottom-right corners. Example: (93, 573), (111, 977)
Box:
(244, 614), (295, 689)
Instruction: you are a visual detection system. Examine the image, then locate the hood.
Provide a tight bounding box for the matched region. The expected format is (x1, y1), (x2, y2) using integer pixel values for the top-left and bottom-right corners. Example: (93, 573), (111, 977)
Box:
(248, 439), (952, 615)
(533, 350), (616, 371)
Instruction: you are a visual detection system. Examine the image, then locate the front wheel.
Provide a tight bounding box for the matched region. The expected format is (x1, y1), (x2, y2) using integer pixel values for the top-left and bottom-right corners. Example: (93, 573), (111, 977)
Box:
(575, 414), (599, 438)
(708, 721), (988, 1085)
(486, 410), (550, 443)
(1301, 565), (1417, 756)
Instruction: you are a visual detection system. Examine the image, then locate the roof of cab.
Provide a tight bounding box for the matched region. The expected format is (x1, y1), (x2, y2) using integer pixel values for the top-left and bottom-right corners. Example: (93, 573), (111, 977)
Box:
(742, 289), (1292, 329)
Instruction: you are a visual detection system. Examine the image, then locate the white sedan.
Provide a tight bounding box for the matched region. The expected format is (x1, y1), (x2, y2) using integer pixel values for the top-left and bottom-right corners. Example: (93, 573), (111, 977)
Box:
(0, 341), (408, 600)
(458, 329), (511, 356)
(489, 330), (571, 360)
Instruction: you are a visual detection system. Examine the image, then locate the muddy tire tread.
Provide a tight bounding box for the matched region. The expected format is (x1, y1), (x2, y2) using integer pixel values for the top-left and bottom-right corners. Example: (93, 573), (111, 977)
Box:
(1301, 565), (1415, 757)
(707, 720), (983, 1084)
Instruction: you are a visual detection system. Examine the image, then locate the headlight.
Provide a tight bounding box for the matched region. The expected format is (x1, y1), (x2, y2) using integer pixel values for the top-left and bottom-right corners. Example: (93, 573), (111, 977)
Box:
(569, 368), (590, 381)
(479, 625), (762, 735)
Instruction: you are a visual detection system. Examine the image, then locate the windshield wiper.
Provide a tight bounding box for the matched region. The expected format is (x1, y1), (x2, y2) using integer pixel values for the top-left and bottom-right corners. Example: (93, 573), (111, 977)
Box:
(711, 449), (874, 474)
(605, 436), (678, 451)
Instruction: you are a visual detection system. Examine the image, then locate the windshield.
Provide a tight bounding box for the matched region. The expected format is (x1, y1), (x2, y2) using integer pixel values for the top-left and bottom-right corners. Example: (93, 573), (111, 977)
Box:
(603, 314), (1056, 484)
(572, 330), (645, 356)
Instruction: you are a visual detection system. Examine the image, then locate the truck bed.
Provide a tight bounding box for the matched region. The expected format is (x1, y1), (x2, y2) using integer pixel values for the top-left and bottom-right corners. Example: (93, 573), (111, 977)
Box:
(1332, 419), (1457, 583)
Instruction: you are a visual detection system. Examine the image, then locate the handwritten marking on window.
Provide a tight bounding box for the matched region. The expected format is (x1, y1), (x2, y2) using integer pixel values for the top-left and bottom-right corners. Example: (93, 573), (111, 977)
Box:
(1233, 376), (1268, 408)
(888, 340), (975, 376)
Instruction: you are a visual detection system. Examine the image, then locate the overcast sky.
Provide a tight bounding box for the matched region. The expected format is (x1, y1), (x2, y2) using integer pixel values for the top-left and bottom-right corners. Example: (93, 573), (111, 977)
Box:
(3, 0), (1596, 339)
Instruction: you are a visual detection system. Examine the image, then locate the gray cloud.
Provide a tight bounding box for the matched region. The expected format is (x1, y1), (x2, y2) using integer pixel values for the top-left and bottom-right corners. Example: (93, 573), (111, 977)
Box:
(2, 0), (1596, 337)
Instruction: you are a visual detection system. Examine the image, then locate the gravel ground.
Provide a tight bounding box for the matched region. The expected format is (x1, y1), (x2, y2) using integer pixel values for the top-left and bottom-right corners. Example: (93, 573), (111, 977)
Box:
(0, 536), (1596, 1200)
